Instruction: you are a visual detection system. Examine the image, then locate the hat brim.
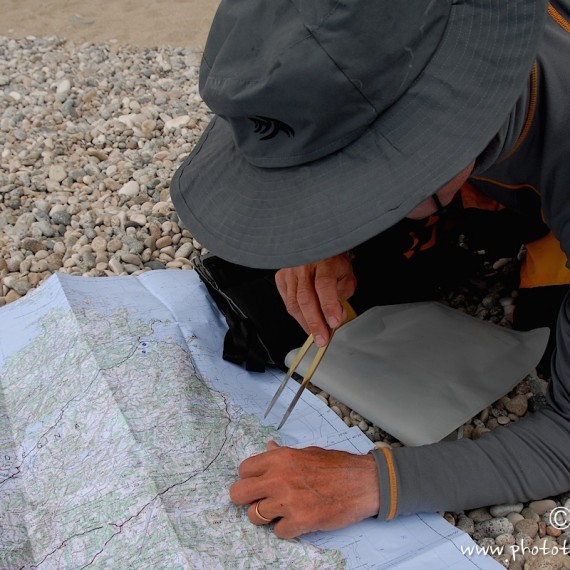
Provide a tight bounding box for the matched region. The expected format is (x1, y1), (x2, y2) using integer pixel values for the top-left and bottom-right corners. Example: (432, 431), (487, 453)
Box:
(171, 0), (546, 269)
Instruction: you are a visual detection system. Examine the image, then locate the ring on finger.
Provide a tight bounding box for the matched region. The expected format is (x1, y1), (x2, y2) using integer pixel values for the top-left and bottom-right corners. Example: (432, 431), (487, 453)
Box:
(255, 500), (274, 523)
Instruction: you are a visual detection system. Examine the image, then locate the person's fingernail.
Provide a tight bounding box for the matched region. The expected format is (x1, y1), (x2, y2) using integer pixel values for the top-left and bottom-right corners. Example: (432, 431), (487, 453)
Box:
(315, 335), (326, 347)
(327, 316), (340, 329)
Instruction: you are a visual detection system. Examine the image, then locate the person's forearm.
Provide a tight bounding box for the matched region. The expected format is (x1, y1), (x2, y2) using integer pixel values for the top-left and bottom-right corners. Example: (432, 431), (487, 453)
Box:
(373, 290), (570, 519)
(373, 407), (570, 518)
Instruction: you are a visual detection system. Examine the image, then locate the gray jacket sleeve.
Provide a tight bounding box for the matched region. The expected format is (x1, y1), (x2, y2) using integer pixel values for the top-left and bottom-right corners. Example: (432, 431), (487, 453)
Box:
(372, 290), (570, 520)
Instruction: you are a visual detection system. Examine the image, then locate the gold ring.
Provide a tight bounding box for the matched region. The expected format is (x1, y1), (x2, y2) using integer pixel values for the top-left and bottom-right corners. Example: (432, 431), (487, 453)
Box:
(255, 500), (273, 523)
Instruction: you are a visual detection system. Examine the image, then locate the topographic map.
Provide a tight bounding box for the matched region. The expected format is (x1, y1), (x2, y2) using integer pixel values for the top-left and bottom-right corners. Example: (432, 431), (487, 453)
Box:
(0, 271), (502, 570)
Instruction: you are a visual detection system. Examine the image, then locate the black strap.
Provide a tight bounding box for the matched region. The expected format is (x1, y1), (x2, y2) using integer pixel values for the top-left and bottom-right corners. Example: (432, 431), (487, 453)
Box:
(193, 254), (305, 373)
(222, 313), (269, 372)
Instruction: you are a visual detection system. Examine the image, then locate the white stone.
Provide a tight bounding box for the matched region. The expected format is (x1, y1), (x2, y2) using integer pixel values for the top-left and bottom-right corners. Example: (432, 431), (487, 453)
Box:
(129, 213), (147, 227)
(56, 79), (71, 94)
(490, 503), (524, 518)
(118, 181), (140, 198)
(48, 165), (67, 183)
(91, 237), (107, 253)
(108, 257), (124, 275)
(152, 202), (172, 216)
(175, 242), (194, 259)
(53, 242), (66, 255)
(164, 115), (191, 130)
(117, 113), (138, 128)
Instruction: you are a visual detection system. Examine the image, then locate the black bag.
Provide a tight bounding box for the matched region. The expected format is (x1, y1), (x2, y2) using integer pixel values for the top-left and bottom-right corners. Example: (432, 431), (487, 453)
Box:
(193, 254), (306, 373)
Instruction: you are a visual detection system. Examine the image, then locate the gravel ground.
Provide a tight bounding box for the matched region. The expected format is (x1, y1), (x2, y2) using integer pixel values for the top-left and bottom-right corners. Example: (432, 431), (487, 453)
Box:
(1, 36), (569, 569)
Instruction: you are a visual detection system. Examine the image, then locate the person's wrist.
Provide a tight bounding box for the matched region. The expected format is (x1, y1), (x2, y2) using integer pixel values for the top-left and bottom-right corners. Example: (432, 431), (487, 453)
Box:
(355, 453), (381, 519)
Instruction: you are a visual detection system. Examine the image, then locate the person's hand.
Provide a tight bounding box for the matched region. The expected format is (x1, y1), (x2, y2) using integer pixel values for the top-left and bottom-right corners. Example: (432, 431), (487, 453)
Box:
(229, 441), (379, 539)
(275, 253), (356, 347)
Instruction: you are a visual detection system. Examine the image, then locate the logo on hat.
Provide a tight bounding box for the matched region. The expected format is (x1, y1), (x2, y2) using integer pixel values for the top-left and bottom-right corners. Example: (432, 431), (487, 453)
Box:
(248, 116), (295, 141)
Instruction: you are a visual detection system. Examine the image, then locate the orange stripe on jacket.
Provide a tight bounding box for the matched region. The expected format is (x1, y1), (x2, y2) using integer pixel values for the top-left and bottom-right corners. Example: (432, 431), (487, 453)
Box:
(460, 181), (506, 211)
(380, 447), (398, 520)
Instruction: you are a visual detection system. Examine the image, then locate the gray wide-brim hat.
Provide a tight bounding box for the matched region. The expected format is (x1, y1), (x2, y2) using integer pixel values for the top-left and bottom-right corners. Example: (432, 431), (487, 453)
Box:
(171, 0), (547, 269)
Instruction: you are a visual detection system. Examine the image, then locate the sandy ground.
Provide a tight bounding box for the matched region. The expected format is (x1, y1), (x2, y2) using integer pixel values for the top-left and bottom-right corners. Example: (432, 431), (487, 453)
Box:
(1, 0), (220, 50)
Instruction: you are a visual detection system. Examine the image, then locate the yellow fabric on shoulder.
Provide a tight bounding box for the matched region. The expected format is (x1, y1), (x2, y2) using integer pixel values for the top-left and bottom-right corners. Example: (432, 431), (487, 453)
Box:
(520, 232), (570, 288)
(459, 181), (569, 288)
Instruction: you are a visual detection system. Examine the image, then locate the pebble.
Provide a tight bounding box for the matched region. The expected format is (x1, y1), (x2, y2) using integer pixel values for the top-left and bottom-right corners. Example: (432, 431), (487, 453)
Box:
(546, 525), (562, 538)
(515, 532), (533, 549)
(495, 533), (515, 546)
(118, 181), (140, 198)
(21, 238), (46, 254)
(107, 239), (123, 253)
(144, 261), (166, 270)
(472, 425), (491, 438)
(123, 263), (140, 274)
(524, 553), (570, 570)
(91, 237), (108, 253)
(456, 514), (475, 534)
(108, 257), (124, 275)
(504, 395), (529, 417)
(521, 507), (541, 523)
(475, 517), (514, 539)
(467, 507), (493, 523)
(56, 79), (72, 95)
(490, 503), (524, 518)
(506, 512), (525, 525)
(5, 290), (21, 303)
(515, 519), (539, 538)
(529, 500), (558, 516)
(129, 213), (147, 227)
(156, 236), (173, 249)
(48, 165), (67, 183)
(330, 405), (342, 418)
(175, 242), (194, 259)
(121, 253), (142, 266)
(50, 210), (71, 226)
(4, 276), (32, 296)
(443, 512), (456, 526)
(164, 115), (191, 130)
